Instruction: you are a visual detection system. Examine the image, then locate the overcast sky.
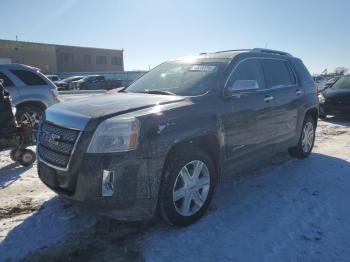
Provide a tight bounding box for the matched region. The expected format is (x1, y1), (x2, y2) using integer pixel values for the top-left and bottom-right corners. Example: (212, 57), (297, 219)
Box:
(1, 0), (349, 74)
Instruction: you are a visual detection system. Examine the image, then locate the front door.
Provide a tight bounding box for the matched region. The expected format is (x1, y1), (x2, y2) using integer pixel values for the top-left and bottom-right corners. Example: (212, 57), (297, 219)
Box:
(222, 58), (275, 165)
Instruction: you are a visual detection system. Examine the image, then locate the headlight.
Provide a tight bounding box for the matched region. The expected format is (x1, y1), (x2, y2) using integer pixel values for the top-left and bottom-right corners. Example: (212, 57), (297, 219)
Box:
(318, 93), (325, 103)
(87, 117), (140, 153)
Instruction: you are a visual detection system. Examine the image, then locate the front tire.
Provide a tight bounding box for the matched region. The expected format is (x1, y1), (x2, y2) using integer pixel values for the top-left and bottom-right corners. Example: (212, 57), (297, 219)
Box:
(159, 149), (216, 226)
(289, 116), (316, 159)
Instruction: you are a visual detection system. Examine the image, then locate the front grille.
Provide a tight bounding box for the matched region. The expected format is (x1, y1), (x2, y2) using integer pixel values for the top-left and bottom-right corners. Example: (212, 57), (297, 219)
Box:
(38, 122), (80, 169)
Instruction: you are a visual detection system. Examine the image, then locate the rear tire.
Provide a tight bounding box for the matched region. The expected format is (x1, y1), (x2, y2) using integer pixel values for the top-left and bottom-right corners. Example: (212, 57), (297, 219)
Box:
(289, 116), (316, 159)
(16, 106), (44, 127)
(159, 149), (216, 226)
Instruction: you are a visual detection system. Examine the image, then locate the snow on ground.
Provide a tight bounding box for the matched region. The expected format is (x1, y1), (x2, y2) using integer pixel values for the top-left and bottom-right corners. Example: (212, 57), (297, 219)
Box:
(0, 117), (350, 262)
(0, 150), (97, 262)
(143, 118), (350, 262)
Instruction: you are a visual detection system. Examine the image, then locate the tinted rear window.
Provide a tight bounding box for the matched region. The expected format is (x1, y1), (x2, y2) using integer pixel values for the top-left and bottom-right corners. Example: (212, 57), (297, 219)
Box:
(11, 70), (47, 86)
(291, 59), (314, 86)
(0, 71), (14, 87)
(262, 59), (293, 88)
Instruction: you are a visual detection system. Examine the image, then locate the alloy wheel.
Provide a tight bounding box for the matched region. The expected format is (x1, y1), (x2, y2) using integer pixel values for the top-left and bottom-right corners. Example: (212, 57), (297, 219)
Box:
(20, 110), (42, 126)
(301, 121), (314, 153)
(172, 160), (211, 217)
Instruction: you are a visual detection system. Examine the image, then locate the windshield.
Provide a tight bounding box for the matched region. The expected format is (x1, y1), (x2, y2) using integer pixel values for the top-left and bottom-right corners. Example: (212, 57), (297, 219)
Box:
(332, 76), (350, 89)
(126, 61), (225, 96)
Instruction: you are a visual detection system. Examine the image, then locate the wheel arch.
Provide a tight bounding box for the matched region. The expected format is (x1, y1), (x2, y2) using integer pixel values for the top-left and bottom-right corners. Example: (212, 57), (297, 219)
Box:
(162, 134), (221, 184)
(16, 100), (47, 111)
(305, 107), (318, 126)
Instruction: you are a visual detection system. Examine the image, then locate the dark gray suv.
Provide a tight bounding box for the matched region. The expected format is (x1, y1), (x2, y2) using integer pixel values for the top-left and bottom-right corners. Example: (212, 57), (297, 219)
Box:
(37, 49), (318, 226)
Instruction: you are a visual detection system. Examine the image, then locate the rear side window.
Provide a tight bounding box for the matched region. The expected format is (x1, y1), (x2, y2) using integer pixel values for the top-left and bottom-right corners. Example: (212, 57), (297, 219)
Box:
(227, 59), (265, 89)
(262, 59), (293, 88)
(291, 59), (314, 86)
(0, 71), (14, 87)
(11, 70), (47, 86)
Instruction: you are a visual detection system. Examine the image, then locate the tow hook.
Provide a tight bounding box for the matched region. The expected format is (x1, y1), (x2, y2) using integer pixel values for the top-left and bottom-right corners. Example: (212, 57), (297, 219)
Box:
(102, 170), (115, 197)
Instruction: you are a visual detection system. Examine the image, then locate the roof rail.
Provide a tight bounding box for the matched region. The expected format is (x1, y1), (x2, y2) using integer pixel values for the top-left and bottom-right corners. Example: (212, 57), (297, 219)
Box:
(213, 49), (251, 54)
(251, 48), (292, 57)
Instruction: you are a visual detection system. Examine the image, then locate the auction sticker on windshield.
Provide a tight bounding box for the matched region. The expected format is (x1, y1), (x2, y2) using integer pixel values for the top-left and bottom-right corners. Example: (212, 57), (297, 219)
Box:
(190, 65), (217, 72)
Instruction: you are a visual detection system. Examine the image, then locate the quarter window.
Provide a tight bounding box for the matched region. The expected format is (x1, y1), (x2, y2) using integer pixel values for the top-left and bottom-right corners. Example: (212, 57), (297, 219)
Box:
(227, 59), (265, 89)
(262, 59), (293, 88)
(11, 70), (47, 86)
(0, 71), (14, 87)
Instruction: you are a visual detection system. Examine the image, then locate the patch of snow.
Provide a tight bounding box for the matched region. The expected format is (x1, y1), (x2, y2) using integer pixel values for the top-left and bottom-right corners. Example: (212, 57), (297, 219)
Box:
(0, 152), (96, 262)
(143, 119), (350, 262)
(1, 118), (350, 262)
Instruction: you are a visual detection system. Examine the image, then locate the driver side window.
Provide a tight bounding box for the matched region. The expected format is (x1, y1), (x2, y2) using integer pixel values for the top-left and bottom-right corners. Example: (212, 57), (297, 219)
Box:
(227, 59), (265, 90)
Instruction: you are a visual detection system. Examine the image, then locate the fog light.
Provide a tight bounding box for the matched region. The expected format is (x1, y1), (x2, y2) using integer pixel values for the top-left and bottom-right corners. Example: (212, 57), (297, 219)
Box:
(102, 170), (115, 197)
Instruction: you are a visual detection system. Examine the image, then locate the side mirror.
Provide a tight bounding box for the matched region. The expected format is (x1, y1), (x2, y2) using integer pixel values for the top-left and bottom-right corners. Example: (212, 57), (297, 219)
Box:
(224, 80), (259, 97)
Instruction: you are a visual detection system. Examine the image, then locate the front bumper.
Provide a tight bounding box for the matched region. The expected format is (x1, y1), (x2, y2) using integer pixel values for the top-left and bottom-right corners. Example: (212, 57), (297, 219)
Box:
(319, 103), (350, 115)
(38, 152), (163, 221)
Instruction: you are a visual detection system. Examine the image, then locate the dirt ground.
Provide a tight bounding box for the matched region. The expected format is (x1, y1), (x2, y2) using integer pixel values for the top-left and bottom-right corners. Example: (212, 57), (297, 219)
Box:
(1, 116), (350, 262)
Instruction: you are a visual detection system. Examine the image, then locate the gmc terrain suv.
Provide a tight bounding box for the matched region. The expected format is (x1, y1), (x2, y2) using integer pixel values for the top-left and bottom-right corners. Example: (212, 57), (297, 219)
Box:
(0, 64), (59, 125)
(37, 49), (318, 226)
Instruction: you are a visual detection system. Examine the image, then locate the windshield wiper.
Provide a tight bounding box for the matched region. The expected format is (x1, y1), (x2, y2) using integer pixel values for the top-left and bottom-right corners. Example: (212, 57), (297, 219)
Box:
(141, 90), (176, 96)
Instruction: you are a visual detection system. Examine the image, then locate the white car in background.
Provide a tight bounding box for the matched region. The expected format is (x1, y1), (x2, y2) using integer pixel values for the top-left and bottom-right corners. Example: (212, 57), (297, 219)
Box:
(313, 75), (327, 93)
(0, 64), (59, 125)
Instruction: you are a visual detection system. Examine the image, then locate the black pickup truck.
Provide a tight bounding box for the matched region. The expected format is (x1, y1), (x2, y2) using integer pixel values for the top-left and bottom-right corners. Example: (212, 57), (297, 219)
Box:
(37, 48), (318, 226)
(75, 75), (122, 90)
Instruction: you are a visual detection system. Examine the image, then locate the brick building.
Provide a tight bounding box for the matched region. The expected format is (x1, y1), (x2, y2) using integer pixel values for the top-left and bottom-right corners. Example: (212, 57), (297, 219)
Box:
(0, 39), (124, 74)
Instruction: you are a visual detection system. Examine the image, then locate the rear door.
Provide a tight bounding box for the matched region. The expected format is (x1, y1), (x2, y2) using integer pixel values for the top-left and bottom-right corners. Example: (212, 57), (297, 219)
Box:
(261, 58), (300, 144)
(9, 69), (51, 105)
(95, 76), (106, 90)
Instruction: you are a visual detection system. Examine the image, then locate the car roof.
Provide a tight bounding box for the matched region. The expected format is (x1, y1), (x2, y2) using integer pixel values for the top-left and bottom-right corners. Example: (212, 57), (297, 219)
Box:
(172, 48), (296, 63)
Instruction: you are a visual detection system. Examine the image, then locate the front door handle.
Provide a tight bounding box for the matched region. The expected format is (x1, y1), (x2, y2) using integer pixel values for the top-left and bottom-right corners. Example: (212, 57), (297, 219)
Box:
(296, 89), (302, 96)
(264, 95), (274, 103)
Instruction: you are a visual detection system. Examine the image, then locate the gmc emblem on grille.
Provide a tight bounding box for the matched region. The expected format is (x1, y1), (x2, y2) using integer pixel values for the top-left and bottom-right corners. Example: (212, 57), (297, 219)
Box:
(43, 131), (61, 146)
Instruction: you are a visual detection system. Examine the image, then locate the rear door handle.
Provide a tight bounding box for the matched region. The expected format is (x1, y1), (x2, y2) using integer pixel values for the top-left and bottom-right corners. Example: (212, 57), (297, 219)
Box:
(264, 95), (274, 103)
(296, 89), (302, 96)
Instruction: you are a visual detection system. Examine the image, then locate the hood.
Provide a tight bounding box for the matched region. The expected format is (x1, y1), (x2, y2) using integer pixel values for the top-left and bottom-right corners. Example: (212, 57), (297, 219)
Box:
(324, 88), (350, 104)
(47, 92), (185, 119)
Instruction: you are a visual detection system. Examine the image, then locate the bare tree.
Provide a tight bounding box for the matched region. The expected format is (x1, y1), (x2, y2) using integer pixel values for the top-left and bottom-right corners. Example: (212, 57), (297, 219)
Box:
(334, 67), (349, 75)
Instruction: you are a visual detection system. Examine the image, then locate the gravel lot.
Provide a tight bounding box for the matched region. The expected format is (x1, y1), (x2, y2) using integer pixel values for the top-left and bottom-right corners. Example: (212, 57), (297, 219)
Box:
(1, 117), (350, 262)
